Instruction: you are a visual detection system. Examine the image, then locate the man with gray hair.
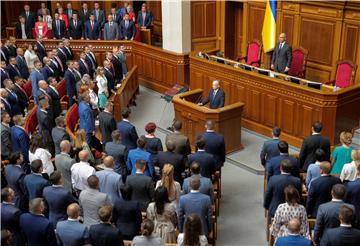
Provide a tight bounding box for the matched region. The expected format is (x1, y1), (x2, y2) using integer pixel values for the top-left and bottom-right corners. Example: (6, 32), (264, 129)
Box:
(52, 116), (71, 155)
(55, 140), (75, 193)
(198, 79), (225, 109)
(105, 130), (127, 179)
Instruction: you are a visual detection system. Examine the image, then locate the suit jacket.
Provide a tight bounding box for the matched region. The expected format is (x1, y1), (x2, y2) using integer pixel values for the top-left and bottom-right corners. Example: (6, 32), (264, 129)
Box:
(1, 48), (9, 64)
(52, 19), (66, 39)
(96, 168), (122, 203)
(30, 69), (45, 104)
(79, 8), (91, 23)
(137, 11), (153, 28)
(300, 134), (331, 170)
(16, 55), (30, 79)
(271, 42), (292, 73)
(1, 98), (12, 116)
(306, 175), (342, 217)
(1, 68), (10, 85)
(264, 174), (301, 217)
(119, 20), (136, 40)
(320, 226), (360, 246)
(85, 20), (101, 40)
(92, 9), (105, 28)
(41, 65), (55, 83)
(99, 111), (117, 145)
(16, 22), (32, 39)
(188, 151), (216, 179)
(314, 200), (355, 244)
(79, 58), (91, 76)
(201, 131), (226, 167)
(20, 11), (36, 28)
(6, 64), (22, 81)
(52, 127), (71, 155)
(165, 132), (191, 158)
(111, 55), (123, 82)
(275, 235), (312, 246)
(104, 22), (119, 40)
(126, 174), (154, 211)
(64, 9), (78, 21)
(62, 46), (74, 61)
(178, 192), (212, 235)
(346, 178), (360, 228)
(183, 174), (214, 202)
(11, 125), (30, 167)
(127, 148), (155, 178)
(266, 154), (300, 181)
(4, 165), (27, 211)
(112, 199), (142, 240)
(117, 120), (139, 150)
(104, 67), (115, 94)
(202, 88), (225, 109)
(79, 188), (111, 227)
(35, 41), (47, 63)
(78, 101), (95, 134)
(89, 223), (124, 246)
(6, 89), (22, 116)
(68, 19), (84, 39)
(37, 109), (54, 146)
(157, 151), (185, 184)
(85, 53), (97, 74)
(260, 138), (280, 166)
(24, 173), (50, 200)
(13, 83), (29, 115)
(43, 185), (77, 226)
(57, 49), (68, 70)
(1, 202), (23, 246)
(1, 122), (12, 159)
(56, 219), (89, 246)
(64, 69), (77, 99)
(47, 86), (61, 118)
(19, 213), (57, 246)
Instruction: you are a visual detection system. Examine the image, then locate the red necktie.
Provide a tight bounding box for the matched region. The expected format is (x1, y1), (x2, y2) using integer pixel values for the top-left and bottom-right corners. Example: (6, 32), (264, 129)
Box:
(91, 21), (94, 30)
(109, 23), (112, 33)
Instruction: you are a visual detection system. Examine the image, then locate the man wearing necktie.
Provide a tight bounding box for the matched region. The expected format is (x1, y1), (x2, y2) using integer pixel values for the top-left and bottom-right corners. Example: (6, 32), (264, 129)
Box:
(0, 89), (12, 117)
(85, 14), (100, 40)
(52, 13), (65, 39)
(3, 79), (22, 116)
(104, 15), (119, 40)
(16, 48), (30, 79)
(6, 57), (21, 81)
(271, 33), (292, 74)
(120, 13), (136, 40)
(198, 80), (225, 109)
(68, 13), (84, 40)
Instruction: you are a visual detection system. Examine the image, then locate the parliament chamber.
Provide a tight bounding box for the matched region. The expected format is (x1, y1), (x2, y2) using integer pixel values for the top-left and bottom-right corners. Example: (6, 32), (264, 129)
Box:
(1, 1), (360, 246)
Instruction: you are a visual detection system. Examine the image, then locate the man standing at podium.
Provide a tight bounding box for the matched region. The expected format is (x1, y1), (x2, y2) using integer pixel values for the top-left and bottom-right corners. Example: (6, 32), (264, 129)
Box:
(198, 80), (225, 109)
(271, 33), (292, 74)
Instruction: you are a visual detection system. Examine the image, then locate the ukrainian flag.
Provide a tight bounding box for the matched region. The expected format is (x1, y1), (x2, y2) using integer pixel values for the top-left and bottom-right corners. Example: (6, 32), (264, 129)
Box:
(262, 0), (277, 53)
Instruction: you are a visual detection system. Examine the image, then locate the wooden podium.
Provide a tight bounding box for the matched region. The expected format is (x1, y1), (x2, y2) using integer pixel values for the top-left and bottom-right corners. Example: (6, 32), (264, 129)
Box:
(172, 89), (245, 154)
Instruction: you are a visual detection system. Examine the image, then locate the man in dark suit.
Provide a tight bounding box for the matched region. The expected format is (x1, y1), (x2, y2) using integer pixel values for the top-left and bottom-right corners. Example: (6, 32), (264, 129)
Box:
(89, 205), (125, 246)
(260, 127), (281, 167)
(3, 79), (22, 116)
(79, 2), (91, 23)
(199, 79), (225, 109)
(346, 166), (360, 228)
(111, 47), (123, 83)
(105, 130), (128, 179)
(78, 52), (91, 76)
(1, 112), (12, 160)
(314, 184), (355, 245)
(52, 13), (66, 39)
(30, 61), (44, 104)
(37, 98), (55, 154)
(85, 14), (101, 40)
(300, 121), (331, 170)
(92, 2), (106, 29)
(13, 77), (29, 115)
(120, 13), (136, 40)
(137, 4), (153, 29)
(188, 138), (216, 179)
(157, 140), (185, 184)
(306, 161), (342, 218)
(6, 57), (22, 81)
(35, 39), (47, 63)
(11, 115), (30, 173)
(47, 77), (61, 119)
(84, 46), (97, 76)
(20, 4), (36, 28)
(126, 160), (155, 211)
(271, 33), (292, 74)
(104, 60), (115, 94)
(201, 120), (226, 168)
(52, 116), (71, 155)
(320, 205), (360, 246)
(165, 120), (191, 158)
(43, 171), (77, 227)
(266, 141), (300, 181)
(41, 57), (55, 82)
(78, 92), (95, 147)
(1, 61), (10, 85)
(16, 15), (32, 39)
(64, 61), (77, 106)
(23, 160), (50, 200)
(99, 101), (117, 146)
(56, 43), (69, 70)
(264, 159), (301, 218)
(68, 13), (84, 40)
(16, 48), (29, 79)
(276, 218), (312, 246)
(110, 7), (122, 24)
(117, 108), (139, 151)
(63, 39), (74, 61)
(1, 187), (24, 246)
(178, 177), (213, 236)
(0, 88), (13, 117)
(19, 198), (57, 246)
(64, 2), (77, 22)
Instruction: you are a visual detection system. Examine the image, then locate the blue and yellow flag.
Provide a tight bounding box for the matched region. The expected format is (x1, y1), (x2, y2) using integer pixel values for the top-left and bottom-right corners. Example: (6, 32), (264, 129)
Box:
(262, 0), (277, 53)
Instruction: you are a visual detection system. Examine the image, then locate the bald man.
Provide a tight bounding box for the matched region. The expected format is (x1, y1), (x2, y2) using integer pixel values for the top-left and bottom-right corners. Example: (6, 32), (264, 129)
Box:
(71, 150), (96, 194)
(96, 156), (122, 203)
(306, 161), (342, 217)
(271, 33), (292, 74)
(56, 203), (90, 245)
(275, 218), (312, 246)
(55, 140), (76, 193)
(198, 80), (225, 109)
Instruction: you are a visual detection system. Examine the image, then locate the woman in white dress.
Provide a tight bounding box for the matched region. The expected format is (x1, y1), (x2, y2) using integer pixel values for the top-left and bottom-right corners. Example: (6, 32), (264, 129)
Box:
(24, 44), (40, 70)
(28, 133), (54, 176)
(340, 150), (360, 183)
(95, 66), (108, 109)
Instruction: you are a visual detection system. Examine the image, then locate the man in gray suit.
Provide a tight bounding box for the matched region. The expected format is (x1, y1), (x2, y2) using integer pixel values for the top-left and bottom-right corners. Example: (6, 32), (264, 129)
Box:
(96, 156), (122, 203)
(105, 130), (128, 180)
(165, 120), (191, 158)
(1, 112), (12, 160)
(104, 15), (119, 40)
(314, 184), (355, 245)
(54, 140), (75, 193)
(52, 116), (71, 155)
(79, 175), (111, 228)
(271, 33), (292, 74)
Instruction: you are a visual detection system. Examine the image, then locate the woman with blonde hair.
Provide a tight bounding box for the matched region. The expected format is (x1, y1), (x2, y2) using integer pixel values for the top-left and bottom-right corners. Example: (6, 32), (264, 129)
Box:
(74, 129), (95, 164)
(340, 149), (360, 182)
(95, 66), (108, 109)
(155, 164), (181, 207)
(331, 131), (353, 174)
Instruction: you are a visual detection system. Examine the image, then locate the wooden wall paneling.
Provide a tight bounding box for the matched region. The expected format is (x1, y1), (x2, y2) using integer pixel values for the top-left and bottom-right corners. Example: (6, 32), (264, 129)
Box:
(146, 0), (162, 43)
(224, 1), (236, 59)
(263, 94), (277, 127)
(246, 2), (265, 43)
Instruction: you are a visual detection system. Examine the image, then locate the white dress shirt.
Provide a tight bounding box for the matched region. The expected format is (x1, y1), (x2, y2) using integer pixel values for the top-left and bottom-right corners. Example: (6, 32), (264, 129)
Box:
(29, 148), (54, 175)
(96, 75), (108, 95)
(71, 161), (96, 191)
